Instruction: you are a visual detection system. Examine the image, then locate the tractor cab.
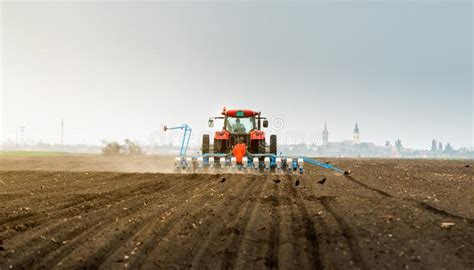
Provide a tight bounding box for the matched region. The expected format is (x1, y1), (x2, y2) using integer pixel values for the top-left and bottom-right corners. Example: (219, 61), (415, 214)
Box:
(208, 108), (268, 134)
(225, 116), (254, 134)
(203, 108), (276, 163)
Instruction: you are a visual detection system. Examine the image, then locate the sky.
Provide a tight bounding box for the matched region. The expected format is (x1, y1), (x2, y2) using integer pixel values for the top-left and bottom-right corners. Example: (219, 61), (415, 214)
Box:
(1, 1), (472, 149)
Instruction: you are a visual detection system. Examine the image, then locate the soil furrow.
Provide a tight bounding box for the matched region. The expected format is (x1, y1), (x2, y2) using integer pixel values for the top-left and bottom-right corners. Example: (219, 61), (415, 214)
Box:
(289, 174), (324, 270)
(344, 175), (474, 222)
(219, 175), (267, 269)
(0, 174), (165, 241)
(188, 175), (261, 268)
(73, 175), (211, 269)
(35, 175), (198, 268)
(107, 174), (236, 268)
(233, 179), (274, 269)
(264, 174), (281, 269)
(318, 196), (367, 270)
(4, 175), (178, 267)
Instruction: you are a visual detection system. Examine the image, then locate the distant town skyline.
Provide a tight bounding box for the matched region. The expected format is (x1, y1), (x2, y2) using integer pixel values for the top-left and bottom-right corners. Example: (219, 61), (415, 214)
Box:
(3, 119), (469, 154)
(1, 2), (472, 149)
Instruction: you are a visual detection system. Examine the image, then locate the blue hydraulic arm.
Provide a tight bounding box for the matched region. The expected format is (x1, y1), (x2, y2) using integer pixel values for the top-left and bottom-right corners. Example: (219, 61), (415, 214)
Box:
(163, 124), (192, 157)
(300, 157), (347, 175)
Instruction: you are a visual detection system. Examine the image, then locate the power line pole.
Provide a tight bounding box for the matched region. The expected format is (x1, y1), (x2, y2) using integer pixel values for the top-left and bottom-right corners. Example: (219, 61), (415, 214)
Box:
(19, 125), (25, 145)
(61, 119), (64, 145)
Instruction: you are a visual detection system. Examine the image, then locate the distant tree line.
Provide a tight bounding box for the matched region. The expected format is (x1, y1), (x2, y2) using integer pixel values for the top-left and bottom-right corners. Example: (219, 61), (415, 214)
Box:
(431, 139), (455, 155)
(102, 139), (142, 156)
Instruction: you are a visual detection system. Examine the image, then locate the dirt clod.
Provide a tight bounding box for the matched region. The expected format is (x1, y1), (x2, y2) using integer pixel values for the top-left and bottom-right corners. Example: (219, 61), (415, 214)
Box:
(440, 222), (455, 228)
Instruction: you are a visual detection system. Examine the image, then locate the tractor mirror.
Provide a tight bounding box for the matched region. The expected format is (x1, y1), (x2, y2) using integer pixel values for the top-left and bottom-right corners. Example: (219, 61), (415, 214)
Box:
(208, 119), (214, 128)
(263, 119), (269, 128)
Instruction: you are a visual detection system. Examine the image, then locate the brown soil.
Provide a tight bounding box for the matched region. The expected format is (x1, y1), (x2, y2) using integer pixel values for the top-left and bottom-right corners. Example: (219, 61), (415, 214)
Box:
(0, 155), (175, 173)
(0, 156), (473, 269)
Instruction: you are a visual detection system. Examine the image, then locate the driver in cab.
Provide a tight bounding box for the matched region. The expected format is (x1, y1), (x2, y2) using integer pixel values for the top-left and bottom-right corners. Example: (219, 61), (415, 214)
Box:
(232, 118), (246, 133)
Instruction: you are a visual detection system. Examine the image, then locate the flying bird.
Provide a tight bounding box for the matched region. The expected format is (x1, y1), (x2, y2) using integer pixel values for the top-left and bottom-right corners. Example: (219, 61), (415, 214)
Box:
(317, 177), (326, 185)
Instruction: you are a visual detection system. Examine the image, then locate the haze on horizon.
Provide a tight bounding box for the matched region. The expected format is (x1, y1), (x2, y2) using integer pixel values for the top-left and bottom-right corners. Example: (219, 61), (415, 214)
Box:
(1, 1), (472, 149)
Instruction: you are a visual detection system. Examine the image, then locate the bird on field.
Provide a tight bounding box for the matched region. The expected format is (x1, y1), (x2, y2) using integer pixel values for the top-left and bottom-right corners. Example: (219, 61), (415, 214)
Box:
(317, 177), (326, 185)
(219, 177), (226, 183)
(272, 179), (281, 184)
(295, 180), (300, 186)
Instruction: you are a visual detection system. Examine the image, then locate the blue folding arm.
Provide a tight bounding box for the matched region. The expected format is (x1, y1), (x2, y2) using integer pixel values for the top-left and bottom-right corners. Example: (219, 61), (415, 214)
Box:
(300, 157), (347, 174)
(164, 124), (192, 157)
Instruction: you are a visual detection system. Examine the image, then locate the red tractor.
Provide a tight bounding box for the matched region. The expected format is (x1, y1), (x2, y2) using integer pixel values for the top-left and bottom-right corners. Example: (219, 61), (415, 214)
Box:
(202, 108), (277, 163)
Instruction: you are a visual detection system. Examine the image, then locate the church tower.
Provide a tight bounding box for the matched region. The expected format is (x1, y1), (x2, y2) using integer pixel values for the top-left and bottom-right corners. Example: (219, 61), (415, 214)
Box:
(322, 121), (329, 146)
(353, 122), (360, 144)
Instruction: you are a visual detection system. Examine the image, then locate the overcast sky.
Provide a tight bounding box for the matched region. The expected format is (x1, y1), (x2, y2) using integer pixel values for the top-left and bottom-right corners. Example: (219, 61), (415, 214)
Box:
(1, 1), (472, 149)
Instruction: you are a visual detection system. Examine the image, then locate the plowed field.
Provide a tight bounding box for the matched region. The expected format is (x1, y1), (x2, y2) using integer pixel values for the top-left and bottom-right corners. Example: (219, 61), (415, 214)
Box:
(0, 156), (473, 269)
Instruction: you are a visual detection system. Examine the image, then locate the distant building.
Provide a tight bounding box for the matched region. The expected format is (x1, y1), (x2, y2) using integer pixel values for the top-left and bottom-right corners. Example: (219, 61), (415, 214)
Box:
(322, 121), (329, 146)
(353, 122), (360, 144)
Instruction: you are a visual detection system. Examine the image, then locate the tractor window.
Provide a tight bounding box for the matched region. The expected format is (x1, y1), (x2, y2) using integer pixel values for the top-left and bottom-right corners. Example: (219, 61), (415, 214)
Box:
(226, 117), (255, 134)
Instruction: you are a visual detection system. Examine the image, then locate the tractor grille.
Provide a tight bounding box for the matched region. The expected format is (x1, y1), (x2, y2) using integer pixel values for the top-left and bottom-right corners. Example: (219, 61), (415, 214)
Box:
(230, 134), (250, 146)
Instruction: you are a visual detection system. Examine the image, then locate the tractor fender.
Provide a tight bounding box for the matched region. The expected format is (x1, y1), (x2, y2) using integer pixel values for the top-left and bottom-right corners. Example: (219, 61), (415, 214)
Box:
(214, 130), (230, 140)
(250, 130), (265, 140)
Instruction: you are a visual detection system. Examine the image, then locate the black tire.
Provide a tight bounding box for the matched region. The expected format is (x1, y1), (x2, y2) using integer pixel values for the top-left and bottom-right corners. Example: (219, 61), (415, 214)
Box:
(270, 135), (277, 155)
(249, 140), (259, 154)
(257, 140), (266, 154)
(214, 139), (222, 154)
(202, 134), (210, 154)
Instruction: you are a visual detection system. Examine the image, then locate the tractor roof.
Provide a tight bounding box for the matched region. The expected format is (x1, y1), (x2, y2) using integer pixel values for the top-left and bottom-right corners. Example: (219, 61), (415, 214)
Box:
(222, 109), (259, 117)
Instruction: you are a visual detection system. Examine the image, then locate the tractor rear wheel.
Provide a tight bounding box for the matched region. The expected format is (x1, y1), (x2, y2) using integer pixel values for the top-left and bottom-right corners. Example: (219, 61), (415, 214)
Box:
(270, 135), (277, 155)
(202, 134), (210, 154)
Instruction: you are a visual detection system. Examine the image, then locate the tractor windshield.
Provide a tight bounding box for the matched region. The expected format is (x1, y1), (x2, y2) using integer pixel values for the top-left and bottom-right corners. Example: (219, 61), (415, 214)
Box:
(226, 117), (255, 134)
